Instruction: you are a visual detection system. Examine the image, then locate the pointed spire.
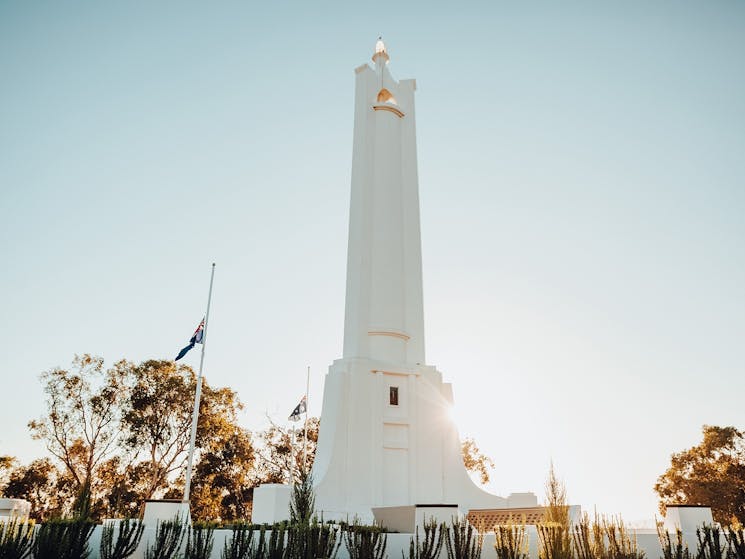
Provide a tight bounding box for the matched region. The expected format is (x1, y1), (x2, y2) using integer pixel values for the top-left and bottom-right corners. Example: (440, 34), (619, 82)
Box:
(372, 36), (389, 65)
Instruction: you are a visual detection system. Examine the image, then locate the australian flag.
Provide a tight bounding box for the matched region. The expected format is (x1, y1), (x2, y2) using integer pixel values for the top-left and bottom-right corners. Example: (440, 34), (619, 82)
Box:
(288, 395), (307, 422)
(175, 318), (205, 361)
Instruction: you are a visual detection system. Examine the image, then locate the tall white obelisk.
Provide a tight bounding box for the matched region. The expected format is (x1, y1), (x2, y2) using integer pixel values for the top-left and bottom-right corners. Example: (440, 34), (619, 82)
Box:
(312, 40), (525, 520)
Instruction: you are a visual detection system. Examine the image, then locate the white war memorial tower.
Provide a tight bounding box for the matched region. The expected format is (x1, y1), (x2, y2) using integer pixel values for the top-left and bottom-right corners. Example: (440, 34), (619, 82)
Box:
(253, 40), (538, 523)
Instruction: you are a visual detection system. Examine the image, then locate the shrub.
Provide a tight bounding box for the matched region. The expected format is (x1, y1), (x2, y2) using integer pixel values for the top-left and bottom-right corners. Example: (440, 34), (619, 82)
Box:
(287, 518), (341, 559)
(344, 522), (387, 559)
(266, 523), (287, 559)
(657, 524), (691, 559)
(726, 526), (745, 559)
(444, 517), (482, 559)
(695, 524), (726, 559)
(404, 520), (445, 559)
(144, 516), (186, 559)
(0, 517), (34, 559)
(100, 518), (145, 559)
(494, 522), (528, 559)
(290, 471), (315, 526)
(537, 523), (572, 559)
(221, 523), (265, 559)
(184, 522), (216, 559)
(32, 518), (96, 559)
(603, 516), (644, 559)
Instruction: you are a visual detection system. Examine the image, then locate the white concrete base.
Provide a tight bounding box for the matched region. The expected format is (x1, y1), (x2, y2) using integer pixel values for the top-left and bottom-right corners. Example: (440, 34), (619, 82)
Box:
(251, 484), (292, 524)
(142, 500), (191, 526)
(372, 505), (460, 533)
(663, 506), (714, 532)
(0, 498), (31, 519)
(0, 499), (31, 518)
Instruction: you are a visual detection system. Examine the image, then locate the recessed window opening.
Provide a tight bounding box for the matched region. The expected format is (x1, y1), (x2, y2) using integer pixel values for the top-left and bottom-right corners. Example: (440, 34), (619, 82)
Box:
(389, 386), (399, 406)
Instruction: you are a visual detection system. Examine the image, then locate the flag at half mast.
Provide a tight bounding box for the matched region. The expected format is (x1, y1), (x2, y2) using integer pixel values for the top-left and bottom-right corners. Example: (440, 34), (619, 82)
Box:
(175, 318), (205, 361)
(288, 395), (307, 422)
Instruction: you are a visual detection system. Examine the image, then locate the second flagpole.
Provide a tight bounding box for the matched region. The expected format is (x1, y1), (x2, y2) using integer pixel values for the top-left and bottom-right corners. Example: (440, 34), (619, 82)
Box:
(303, 365), (309, 472)
(183, 262), (216, 504)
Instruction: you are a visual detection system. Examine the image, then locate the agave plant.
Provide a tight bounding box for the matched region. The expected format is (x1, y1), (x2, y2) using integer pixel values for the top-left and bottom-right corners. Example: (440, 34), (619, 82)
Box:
(144, 516), (186, 559)
(0, 517), (34, 559)
(100, 518), (145, 559)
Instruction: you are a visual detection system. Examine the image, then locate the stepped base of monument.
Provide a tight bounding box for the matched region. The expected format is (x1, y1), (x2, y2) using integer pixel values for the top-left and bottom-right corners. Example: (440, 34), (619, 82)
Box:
(371, 504), (459, 533)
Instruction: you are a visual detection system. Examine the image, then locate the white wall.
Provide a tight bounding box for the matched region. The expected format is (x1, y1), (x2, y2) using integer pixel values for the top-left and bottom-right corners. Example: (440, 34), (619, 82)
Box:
(52, 522), (715, 559)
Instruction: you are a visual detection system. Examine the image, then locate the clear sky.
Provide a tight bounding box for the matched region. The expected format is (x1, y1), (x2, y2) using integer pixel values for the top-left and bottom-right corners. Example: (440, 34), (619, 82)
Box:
(1, 1), (743, 525)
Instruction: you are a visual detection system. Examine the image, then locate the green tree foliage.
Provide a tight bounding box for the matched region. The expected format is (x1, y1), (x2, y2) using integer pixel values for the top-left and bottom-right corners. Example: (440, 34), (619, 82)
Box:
(461, 438), (495, 485)
(655, 425), (745, 525)
(121, 360), (209, 502)
(253, 418), (320, 485)
(0, 455), (16, 495)
(15, 355), (255, 521)
(28, 355), (128, 507)
(189, 412), (256, 521)
(3, 458), (75, 521)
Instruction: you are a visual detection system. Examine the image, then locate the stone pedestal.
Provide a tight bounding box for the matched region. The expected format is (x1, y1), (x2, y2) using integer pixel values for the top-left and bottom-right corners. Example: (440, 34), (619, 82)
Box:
(663, 505), (714, 532)
(142, 499), (191, 526)
(251, 484), (292, 524)
(0, 498), (31, 519)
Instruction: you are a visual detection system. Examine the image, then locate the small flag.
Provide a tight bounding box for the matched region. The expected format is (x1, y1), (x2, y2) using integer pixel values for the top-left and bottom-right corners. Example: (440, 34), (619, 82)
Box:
(175, 318), (205, 361)
(288, 395), (307, 422)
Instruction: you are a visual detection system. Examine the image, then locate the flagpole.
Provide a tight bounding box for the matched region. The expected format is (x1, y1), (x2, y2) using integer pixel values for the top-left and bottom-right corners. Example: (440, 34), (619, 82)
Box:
(303, 365), (309, 473)
(290, 427), (296, 485)
(183, 262), (216, 504)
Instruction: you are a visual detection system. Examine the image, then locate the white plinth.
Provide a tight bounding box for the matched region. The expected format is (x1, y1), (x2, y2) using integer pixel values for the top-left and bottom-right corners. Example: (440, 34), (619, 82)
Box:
(372, 505), (460, 533)
(0, 498), (31, 519)
(142, 500), (191, 526)
(663, 506), (714, 532)
(251, 484), (291, 525)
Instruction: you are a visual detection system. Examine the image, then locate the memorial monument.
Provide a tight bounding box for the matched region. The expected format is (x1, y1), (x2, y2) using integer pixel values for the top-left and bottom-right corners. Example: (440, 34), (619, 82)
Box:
(253, 40), (536, 524)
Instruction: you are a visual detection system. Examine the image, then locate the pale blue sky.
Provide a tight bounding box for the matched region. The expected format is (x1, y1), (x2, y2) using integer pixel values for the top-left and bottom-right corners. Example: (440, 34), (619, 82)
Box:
(1, 1), (743, 524)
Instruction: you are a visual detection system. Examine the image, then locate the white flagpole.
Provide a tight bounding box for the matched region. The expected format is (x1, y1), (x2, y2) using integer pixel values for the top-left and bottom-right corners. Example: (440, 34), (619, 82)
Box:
(302, 365), (309, 473)
(183, 262), (216, 504)
(290, 427), (296, 485)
